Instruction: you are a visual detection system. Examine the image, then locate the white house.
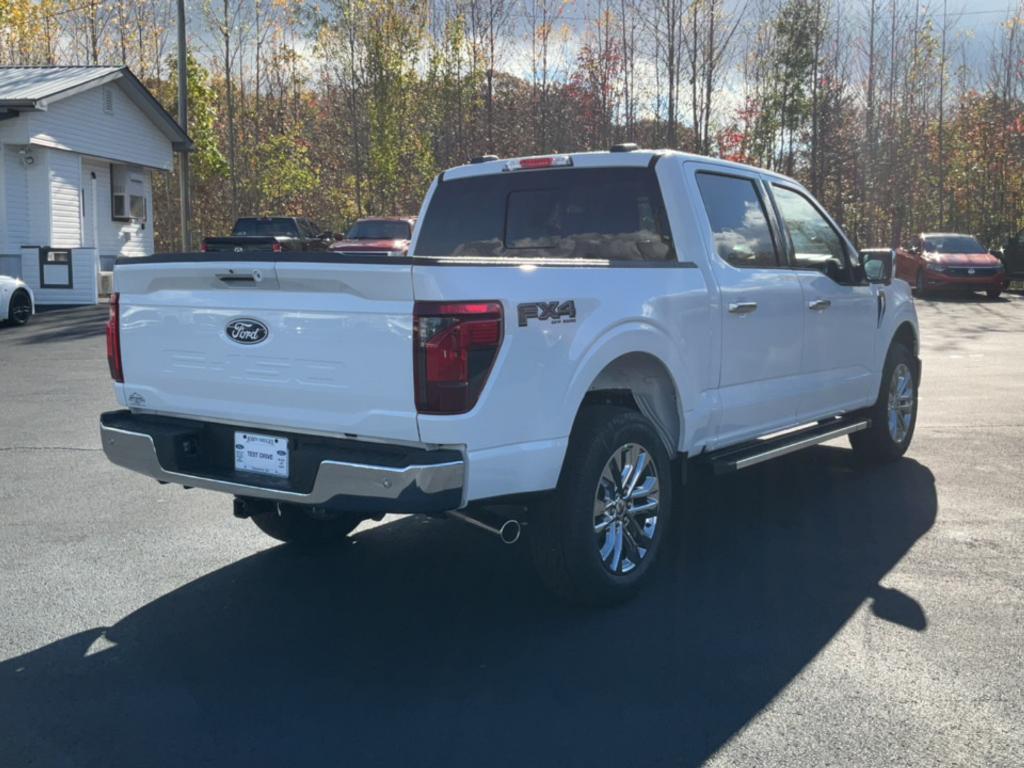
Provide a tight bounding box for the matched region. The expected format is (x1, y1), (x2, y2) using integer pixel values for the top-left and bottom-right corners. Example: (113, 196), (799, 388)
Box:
(0, 66), (191, 305)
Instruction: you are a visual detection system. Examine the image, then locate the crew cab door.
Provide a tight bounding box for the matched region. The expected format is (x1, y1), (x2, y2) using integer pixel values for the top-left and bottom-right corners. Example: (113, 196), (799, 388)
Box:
(690, 166), (805, 447)
(767, 182), (877, 418)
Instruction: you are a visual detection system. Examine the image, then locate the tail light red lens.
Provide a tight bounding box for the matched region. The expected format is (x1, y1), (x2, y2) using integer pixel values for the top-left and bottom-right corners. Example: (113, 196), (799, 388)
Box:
(272, 242), (283, 253)
(200, 242), (207, 252)
(106, 293), (124, 383)
(414, 301), (503, 414)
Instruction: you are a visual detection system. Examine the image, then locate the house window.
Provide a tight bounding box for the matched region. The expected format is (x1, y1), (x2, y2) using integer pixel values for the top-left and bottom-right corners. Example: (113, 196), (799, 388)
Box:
(110, 164), (147, 223)
(39, 248), (73, 289)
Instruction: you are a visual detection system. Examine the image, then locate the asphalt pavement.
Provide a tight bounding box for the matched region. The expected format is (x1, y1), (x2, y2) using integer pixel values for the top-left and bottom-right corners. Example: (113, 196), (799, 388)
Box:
(1, 293), (1022, 767)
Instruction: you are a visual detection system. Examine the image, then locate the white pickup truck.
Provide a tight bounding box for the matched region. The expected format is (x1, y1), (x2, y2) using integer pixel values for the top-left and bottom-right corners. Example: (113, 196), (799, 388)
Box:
(100, 148), (920, 604)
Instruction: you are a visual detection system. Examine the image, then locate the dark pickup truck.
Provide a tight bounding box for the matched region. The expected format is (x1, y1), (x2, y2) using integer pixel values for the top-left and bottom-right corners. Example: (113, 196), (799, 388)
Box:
(201, 217), (334, 253)
(997, 228), (1024, 281)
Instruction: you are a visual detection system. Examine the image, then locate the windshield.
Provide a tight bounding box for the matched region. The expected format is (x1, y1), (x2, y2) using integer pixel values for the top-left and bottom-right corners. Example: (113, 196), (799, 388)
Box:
(923, 235), (985, 253)
(346, 220), (411, 240)
(231, 218), (299, 237)
(415, 167), (674, 261)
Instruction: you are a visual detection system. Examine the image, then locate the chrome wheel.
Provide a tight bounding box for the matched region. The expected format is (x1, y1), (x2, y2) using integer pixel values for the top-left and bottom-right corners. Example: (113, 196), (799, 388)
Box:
(593, 442), (660, 575)
(887, 362), (914, 444)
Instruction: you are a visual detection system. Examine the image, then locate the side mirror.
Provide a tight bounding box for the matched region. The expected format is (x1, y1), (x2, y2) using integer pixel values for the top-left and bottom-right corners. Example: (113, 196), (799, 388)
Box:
(860, 249), (894, 285)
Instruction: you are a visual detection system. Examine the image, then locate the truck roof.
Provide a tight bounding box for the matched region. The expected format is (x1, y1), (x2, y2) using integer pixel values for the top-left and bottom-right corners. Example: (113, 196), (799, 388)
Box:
(440, 149), (803, 189)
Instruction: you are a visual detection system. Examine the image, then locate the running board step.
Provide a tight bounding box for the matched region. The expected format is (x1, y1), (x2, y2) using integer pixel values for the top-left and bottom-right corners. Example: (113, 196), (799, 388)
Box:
(711, 418), (870, 475)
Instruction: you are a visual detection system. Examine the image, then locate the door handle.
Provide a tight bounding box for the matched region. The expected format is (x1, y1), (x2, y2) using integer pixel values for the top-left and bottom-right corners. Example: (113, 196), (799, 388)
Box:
(728, 301), (758, 315)
(216, 269), (264, 284)
(808, 298), (831, 310)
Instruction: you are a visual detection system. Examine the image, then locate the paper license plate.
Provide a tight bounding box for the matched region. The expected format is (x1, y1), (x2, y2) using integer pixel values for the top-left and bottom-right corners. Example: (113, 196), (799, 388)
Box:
(234, 431), (289, 478)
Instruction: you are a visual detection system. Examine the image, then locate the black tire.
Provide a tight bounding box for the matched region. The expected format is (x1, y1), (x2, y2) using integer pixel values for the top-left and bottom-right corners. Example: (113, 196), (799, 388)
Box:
(530, 406), (674, 606)
(914, 270), (928, 297)
(7, 289), (32, 326)
(850, 342), (918, 463)
(986, 288), (1002, 299)
(246, 499), (360, 546)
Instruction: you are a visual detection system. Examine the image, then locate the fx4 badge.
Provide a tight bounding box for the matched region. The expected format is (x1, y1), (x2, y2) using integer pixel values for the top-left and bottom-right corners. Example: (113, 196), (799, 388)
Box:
(517, 300), (577, 327)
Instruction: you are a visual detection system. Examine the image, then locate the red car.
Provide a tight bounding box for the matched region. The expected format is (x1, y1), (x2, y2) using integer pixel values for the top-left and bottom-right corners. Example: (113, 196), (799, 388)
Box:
(329, 216), (415, 257)
(896, 232), (1008, 299)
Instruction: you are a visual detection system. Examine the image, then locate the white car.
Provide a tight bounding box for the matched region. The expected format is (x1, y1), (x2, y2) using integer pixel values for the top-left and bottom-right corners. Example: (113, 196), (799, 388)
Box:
(99, 147), (920, 604)
(1, 275), (34, 326)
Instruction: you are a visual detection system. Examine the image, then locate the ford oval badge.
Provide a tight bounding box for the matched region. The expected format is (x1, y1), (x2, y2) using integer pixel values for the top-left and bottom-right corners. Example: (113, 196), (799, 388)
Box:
(226, 318), (269, 344)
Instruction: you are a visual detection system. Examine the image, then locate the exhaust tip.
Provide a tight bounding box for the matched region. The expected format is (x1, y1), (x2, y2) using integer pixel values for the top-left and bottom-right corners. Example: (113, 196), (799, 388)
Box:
(498, 520), (521, 545)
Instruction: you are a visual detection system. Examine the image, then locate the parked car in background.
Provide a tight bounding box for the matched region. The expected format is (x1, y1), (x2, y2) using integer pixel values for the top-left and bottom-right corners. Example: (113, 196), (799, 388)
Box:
(995, 228), (1024, 282)
(896, 232), (1008, 298)
(1, 275), (34, 326)
(201, 217), (334, 254)
(329, 216), (415, 257)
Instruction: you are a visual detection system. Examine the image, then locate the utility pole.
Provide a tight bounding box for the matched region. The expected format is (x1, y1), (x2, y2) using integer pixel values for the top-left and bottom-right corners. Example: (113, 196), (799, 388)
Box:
(177, 0), (193, 251)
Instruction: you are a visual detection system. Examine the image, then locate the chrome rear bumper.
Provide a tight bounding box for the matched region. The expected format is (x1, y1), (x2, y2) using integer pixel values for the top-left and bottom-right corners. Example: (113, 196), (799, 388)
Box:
(100, 410), (464, 515)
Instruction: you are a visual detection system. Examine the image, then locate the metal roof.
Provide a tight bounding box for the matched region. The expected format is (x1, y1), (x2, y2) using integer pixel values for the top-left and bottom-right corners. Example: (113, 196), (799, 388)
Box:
(0, 66), (192, 150)
(0, 66), (122, 102)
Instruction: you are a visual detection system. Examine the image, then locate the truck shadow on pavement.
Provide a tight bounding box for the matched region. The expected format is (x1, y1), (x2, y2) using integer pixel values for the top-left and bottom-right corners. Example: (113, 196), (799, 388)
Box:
(0, 446), (936, 768)
(9, 304), (107, 344)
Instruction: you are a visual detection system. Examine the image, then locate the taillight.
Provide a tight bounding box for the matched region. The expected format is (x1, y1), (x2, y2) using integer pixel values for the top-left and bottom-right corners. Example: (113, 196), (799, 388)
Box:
(200, 242), (207, 252)
(106, 293), (124, 383)
(272, 241), (282, 253)
(414, 301), (503, 414)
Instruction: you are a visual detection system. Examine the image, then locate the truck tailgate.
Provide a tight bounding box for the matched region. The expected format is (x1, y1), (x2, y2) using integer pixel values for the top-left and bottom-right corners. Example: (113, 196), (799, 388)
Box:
(115, 258), (419, 442)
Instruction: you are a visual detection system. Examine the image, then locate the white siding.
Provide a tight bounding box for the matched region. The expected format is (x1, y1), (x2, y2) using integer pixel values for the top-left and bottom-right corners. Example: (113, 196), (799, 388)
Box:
(25, 146), (49, 246)
(0, 137), (5, 249)
(0, 254), (20, 277)
(4, 145), (29, 251)
(20, 245), (98, 305)
(23, 82), (173, 171)
(82, 159), (155, 260)
(49, 148), (81, 247)
(124, 171), (156, 257)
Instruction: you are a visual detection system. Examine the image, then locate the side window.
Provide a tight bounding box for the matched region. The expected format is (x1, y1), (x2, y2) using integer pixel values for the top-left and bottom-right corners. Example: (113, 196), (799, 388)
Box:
(772, 185), (848, 276)
(695, 172), (779, 268)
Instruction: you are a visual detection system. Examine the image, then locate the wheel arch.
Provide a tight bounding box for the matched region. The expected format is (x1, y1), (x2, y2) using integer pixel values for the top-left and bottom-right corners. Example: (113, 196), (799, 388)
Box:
(8, 285), (34, 319)
(891, 320), (918, 357)
(570, 350), (684, 458)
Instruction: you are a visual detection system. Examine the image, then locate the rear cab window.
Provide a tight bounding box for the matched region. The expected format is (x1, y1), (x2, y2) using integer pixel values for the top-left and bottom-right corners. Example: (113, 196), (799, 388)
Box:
(232, 218), (300, 237)
(348, 220), (413, 240)
(414, 167), (674, 262)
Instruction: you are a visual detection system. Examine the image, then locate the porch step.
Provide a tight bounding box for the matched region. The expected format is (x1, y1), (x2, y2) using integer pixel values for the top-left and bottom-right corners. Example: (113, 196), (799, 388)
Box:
(710, 417), (870, 475)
